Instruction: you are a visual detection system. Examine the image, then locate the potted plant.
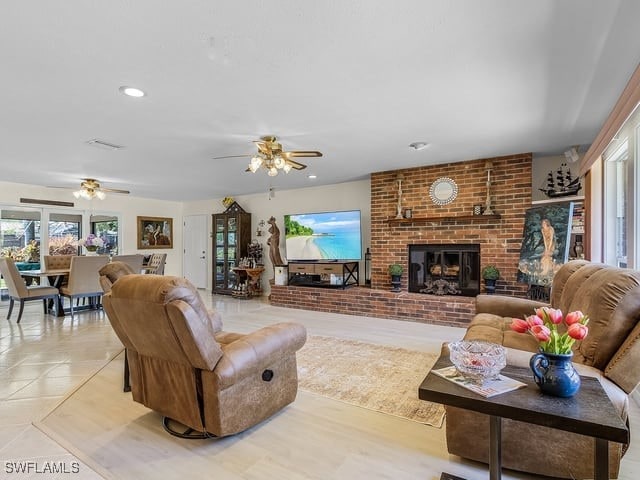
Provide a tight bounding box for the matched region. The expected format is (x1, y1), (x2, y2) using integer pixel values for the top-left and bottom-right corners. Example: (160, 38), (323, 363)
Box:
(388, 264), (403, 292)
(482, 265), (500, 294)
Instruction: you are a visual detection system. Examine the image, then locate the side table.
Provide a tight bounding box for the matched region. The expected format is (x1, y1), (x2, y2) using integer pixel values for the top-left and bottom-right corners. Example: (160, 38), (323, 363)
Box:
(231, 267), (265, 298)
(419, 355), (629, 480)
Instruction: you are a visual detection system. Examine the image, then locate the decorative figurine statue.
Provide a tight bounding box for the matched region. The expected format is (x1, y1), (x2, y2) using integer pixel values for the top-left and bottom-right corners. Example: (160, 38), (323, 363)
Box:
(267, 216), (285, 267)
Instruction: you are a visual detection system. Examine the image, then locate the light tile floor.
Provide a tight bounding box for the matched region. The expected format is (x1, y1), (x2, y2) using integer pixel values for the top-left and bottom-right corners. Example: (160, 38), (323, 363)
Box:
(1, 294), (639, 479)
(0, 299), (121, 479)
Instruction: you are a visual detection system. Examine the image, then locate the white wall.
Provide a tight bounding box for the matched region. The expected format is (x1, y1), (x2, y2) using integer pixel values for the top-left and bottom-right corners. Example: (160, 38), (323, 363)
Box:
(0, 181), (184, 277)
(183, 179), (371, 294)
(1, 179), (371, 292)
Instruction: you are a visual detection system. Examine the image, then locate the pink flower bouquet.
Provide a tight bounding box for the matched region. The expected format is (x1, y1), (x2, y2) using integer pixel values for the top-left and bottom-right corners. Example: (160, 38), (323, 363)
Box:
(510, 307), (589, 355)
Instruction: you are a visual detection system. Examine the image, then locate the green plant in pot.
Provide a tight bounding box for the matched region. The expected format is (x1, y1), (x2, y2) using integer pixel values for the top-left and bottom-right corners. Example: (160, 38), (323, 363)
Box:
(388, 264), (403, 292)
(482, 265), (500, 294)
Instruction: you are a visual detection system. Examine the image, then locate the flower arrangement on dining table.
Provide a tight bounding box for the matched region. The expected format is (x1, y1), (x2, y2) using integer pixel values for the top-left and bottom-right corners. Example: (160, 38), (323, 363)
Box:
(510, 307), (589, 355)
(77, 234), (105, 252)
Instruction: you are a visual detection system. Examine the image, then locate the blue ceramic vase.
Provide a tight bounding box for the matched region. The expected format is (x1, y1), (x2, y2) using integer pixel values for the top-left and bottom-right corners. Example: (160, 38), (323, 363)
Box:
(530, 351), (581, 397)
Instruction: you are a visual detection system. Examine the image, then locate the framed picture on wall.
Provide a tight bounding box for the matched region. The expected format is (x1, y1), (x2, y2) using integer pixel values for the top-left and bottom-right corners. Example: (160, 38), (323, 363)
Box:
(516, 203), (574, 286)
(137, 216), (173, 249)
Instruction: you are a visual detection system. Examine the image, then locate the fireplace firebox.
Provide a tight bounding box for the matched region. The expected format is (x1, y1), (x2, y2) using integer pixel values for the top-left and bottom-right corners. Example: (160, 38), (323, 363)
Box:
(409, 244), (480, 296)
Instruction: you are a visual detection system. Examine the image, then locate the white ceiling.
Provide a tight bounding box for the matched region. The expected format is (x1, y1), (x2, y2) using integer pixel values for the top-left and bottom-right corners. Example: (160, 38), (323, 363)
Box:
(1, 1), (639, 202)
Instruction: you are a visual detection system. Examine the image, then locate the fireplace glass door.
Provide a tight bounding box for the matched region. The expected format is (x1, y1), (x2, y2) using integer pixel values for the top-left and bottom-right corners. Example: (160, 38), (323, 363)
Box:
(409, 244), (480, 296)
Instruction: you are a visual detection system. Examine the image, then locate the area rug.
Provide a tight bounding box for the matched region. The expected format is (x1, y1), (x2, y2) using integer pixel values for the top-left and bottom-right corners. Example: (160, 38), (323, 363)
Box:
(297, 335), (444, 427)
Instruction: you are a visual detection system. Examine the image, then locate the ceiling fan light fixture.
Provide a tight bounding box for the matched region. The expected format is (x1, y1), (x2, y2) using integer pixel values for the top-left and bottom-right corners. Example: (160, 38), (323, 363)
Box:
(96, 190), (106, 200)
(228, 135), (322, 176)
(73, 190), (81, 199)
(273, 155), (285, 169)
(250, 155), (263, 170)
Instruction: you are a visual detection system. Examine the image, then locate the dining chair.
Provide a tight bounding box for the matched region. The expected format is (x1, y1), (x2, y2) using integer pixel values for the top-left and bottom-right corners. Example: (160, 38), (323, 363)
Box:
(59, 255), (109, 319)
(144, 253), (167, 275)
(0, 257), (60, 323)
(43, 254), (74, 271)
(111, 254), (144, 273)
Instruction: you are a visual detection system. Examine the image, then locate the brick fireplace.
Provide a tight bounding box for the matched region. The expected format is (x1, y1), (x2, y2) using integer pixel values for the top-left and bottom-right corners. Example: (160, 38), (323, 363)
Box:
(370, 153), (531, 297)
(270, 153), (532, 327)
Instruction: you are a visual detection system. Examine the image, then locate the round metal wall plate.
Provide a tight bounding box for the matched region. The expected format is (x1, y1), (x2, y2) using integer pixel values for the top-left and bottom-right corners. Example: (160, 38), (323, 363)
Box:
(429, 177), (458, 205)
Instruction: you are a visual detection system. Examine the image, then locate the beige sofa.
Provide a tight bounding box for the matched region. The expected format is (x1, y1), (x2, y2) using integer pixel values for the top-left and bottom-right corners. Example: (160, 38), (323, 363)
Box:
(445, 260), (640, 479)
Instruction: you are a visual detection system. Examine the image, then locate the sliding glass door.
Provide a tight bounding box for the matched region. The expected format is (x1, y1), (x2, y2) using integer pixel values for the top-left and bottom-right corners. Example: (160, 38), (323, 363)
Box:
(48, 212), (81, 256)
(90, 214), (119, 255)
(0, 207), (42, 297)
(0, 206), (121, 261)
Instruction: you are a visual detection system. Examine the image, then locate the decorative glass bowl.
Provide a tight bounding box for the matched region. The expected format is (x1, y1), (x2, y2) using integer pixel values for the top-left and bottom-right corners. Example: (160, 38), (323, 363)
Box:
(448, 340), (507, 384)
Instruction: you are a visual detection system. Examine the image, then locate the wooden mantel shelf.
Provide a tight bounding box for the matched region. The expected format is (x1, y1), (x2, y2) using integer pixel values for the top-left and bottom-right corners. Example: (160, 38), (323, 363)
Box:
(387, 214), (501, 225)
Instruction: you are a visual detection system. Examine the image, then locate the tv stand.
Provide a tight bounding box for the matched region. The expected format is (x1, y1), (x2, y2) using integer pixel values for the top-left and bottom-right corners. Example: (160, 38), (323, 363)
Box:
(288, 261), (359, 288)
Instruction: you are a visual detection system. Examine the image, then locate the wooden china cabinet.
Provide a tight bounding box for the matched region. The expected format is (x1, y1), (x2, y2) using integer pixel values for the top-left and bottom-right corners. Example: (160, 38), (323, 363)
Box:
(212, 201), (251, 295)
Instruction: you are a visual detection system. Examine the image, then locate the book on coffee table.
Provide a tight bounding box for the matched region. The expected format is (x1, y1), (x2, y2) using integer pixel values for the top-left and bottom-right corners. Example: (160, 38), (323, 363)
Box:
(432, 365), (527, 398)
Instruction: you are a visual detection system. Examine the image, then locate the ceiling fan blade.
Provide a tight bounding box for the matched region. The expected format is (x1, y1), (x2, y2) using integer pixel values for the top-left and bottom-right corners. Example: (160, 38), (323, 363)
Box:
(212, 154), (252, 160)
(284, 151), (323, 158)
(286, 159), (307, 170)
(100, 187), (130, 194)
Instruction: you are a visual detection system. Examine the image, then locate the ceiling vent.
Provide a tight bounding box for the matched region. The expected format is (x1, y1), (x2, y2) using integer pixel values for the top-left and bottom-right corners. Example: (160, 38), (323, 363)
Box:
(86, 139), (124, 150)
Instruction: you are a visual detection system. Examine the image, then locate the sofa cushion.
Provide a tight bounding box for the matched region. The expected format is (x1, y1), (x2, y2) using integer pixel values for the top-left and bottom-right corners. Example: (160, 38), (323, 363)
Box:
(558, 265), (640, 371)
(464, 313), (539, 352)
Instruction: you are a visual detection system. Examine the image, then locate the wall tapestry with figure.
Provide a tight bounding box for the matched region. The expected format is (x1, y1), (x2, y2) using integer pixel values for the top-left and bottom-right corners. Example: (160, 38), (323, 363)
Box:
(517, 203), (574, 286)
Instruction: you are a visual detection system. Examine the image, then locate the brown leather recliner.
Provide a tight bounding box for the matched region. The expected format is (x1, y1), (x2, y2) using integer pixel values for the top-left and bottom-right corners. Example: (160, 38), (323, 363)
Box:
(445, 260), (640, 479)
(102, 274), (307, 438)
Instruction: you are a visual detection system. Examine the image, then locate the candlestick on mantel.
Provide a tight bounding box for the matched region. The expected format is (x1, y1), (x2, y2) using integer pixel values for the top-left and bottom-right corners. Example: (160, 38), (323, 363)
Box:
(483, 162), (495, 215)
(395, 174), (404, 219)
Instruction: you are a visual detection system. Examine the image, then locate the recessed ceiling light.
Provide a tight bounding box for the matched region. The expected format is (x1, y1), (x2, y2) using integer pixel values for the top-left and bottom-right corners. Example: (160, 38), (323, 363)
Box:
(308, 174), (317, 179)
(409, 142), (429, 150)
(119, 86), (145, 97)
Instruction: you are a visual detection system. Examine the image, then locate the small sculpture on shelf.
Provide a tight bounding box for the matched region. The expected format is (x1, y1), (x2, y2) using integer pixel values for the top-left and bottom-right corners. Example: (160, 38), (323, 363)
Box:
(247, 240), (263, 266)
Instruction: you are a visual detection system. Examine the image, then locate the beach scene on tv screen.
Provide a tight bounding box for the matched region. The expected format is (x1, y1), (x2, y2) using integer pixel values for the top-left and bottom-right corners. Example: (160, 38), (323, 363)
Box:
(285, 211), (362, 260)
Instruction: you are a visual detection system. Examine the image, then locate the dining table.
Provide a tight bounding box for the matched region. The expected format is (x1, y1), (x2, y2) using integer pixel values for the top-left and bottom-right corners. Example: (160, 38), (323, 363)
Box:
(19, 269), (70, 317)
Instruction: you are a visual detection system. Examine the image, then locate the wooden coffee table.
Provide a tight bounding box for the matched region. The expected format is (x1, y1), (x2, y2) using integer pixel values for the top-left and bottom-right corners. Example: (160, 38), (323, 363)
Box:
(419, 355), (629, 480)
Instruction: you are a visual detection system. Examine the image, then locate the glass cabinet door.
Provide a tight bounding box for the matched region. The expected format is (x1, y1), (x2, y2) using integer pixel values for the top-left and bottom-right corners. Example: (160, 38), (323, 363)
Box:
(215, 218), (226, 288)
(213, 210), (249, 294)
(226, 216), (237, 289)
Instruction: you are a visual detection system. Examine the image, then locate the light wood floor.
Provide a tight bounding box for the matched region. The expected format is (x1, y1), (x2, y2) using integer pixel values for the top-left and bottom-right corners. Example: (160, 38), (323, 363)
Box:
(1, 294), (639, 479)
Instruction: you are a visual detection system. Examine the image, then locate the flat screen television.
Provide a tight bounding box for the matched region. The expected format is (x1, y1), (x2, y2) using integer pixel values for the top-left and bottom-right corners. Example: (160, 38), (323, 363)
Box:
(284, 210), (362, 261)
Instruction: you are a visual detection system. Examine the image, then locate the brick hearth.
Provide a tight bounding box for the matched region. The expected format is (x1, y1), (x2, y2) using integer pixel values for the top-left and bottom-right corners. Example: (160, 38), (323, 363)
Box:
(269, 285), (474, 328)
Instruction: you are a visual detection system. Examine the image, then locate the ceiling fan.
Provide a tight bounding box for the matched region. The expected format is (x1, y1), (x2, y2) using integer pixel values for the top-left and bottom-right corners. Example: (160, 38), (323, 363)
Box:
(213, 135), (322, 176)
(49, 178), (130, 200)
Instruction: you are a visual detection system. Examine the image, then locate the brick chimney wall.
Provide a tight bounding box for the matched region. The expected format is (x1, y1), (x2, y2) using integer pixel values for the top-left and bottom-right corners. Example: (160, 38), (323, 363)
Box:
(370, 153), (532, 296)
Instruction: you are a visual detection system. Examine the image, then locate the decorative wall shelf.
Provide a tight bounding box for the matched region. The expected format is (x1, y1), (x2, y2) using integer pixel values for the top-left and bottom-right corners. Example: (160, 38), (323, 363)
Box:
(387, 214), (501, 225)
